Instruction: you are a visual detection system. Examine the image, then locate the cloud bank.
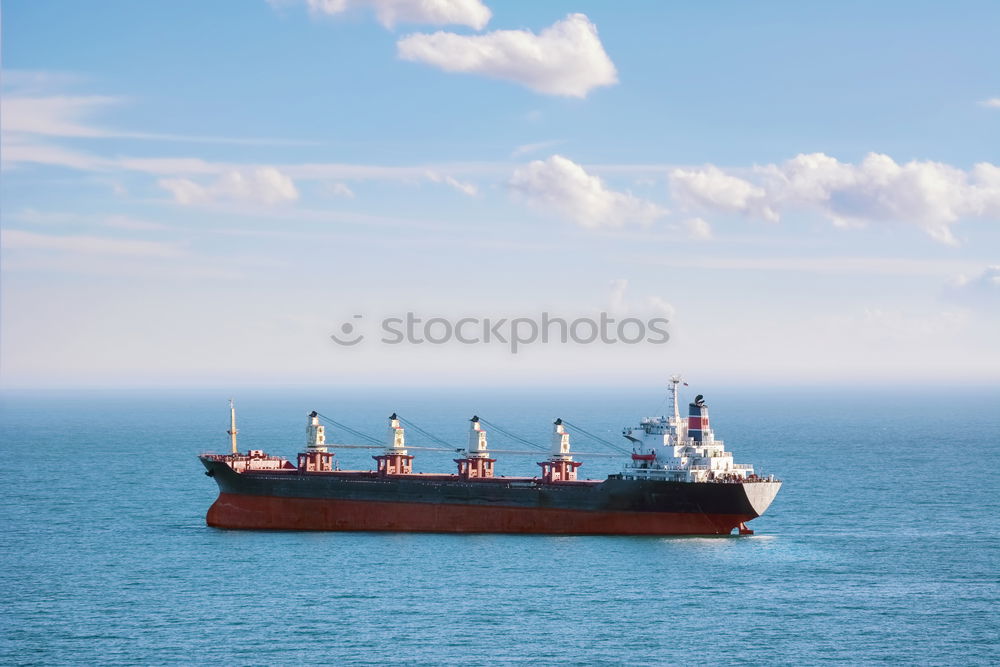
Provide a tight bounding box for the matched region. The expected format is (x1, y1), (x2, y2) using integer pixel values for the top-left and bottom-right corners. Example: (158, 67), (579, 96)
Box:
(510, 155), (664, 228)
(670, 153), (1000, 245)
(398, 13), (617, 97)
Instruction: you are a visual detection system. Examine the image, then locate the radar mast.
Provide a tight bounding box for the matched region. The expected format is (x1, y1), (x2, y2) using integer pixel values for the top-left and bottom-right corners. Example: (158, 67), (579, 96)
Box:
(668, 375), (684, 425)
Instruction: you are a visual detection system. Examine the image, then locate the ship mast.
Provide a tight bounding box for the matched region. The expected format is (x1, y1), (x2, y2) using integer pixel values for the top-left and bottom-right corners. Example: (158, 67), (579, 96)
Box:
(669, 375), (684, 424)
(228, 399), (239, 455)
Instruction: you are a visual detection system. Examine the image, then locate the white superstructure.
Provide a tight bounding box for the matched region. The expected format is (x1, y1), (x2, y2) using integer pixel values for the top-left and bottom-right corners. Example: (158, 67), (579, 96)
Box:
(621, 376), (766, 483)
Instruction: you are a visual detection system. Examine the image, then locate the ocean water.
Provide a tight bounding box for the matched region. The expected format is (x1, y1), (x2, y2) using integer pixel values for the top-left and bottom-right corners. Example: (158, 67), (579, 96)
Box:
(1, 386), (998, 665)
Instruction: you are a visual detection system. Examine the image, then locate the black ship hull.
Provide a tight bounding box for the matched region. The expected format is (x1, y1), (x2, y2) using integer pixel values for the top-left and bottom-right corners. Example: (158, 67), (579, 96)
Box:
(201, 457), (781, 535)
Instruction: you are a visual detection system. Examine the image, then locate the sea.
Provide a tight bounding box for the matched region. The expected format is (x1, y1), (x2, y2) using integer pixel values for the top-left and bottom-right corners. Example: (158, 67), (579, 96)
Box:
(1, 385), (998, 665)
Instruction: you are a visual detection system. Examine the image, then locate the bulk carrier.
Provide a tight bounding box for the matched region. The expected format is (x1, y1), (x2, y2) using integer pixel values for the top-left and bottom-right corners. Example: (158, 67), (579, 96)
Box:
(200, 378), (781, 535)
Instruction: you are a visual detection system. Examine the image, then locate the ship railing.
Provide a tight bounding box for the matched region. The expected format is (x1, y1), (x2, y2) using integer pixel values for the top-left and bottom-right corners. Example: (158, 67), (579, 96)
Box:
(733, 464), (754, 470)
(623, 471), (689, 480)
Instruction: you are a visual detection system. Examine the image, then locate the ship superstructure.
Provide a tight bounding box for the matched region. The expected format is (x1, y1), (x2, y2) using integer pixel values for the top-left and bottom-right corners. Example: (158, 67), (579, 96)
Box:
(200, 379), (781, 535)
(622, 375), (760, 483)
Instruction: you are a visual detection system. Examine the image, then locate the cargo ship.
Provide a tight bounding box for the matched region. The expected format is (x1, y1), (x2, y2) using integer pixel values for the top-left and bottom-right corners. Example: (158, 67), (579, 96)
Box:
(200, 378), (781, 535)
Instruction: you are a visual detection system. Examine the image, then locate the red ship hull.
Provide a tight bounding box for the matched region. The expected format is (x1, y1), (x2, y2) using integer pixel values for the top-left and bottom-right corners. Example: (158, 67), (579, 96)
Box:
(207, 492), (755, 535)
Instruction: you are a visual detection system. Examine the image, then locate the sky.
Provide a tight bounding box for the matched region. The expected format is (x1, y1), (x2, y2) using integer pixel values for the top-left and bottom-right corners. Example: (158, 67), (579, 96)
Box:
(2, 0), (999, 389)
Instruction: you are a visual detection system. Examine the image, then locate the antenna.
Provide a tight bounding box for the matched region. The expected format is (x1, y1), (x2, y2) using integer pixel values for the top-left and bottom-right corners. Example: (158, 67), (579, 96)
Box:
(228, 399), (239, 454)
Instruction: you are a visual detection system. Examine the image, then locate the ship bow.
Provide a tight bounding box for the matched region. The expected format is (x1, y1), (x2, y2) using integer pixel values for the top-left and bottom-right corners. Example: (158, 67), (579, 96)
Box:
(742, 481), (781, 517)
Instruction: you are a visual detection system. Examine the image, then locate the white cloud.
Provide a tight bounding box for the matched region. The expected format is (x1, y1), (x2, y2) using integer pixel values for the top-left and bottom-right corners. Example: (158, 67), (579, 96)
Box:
(159, 167), (299, 205)
(1, 229), (181, 258)
(285, 0), (491, 29)
(979, 97), (1000, 108)
(670, 165), (778, 222)
(510, 155), (665, 228)
(397, 13), (618, 98)
(425, 170), (477, 196)
(683, 217), (712, 240)
(669, 153), (1000, 245)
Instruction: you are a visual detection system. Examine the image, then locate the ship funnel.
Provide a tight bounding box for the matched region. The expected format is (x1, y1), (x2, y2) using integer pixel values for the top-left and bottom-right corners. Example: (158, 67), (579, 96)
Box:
(688, 397), (710, 442)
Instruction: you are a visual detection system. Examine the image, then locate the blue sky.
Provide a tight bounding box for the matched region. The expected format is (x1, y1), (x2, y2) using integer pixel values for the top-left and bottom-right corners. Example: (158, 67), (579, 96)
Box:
(2, 0), (999, 387)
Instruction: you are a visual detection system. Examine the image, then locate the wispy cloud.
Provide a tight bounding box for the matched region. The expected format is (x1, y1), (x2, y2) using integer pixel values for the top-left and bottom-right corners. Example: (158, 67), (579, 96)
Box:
(2, 138), (500, 198)
(274, 0), (492, 29)
(509, 155), (666, 228)
(13, 209), (167, 231)
(0, 70), (89, 92)
(511, 140), (563, 159)
(2, 229), (182, 258)
(159, 167), (300, 206)
(1, 72), (317, 146)
(979, 97), (1000, 108)
(2, 95), (125, 138)
(1, 136), (113, 171)
(425, 170), (478, 196)
(328, 182), (356, 198)
(398, 13), (618, 98)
